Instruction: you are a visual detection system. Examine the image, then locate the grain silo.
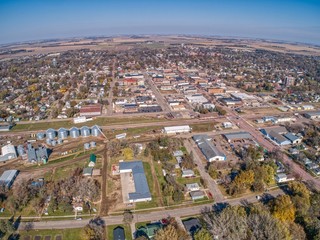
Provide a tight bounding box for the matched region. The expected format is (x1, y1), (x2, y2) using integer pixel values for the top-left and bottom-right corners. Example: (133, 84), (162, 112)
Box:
(58, 128), (68, 139)
(80, 126), (91, 137)
(69, 127), (80, 138)
(91, 125), (101, 137)
(84, 143), (90, 150)
(90, 141), (96, 148)
(46, 128), (56, 140)
(36, 132), (45, 140)
(17, 145), (25, 156)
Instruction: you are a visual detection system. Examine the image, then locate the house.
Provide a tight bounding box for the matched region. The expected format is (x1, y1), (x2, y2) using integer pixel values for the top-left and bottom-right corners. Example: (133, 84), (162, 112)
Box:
(306, 162), (319, 170)
(303, 111), (320, 119)
(173, 150), (184, 157)
(73, 202), (83, 212)
(83, 167), (93, 177)
(190, 190), (206, 200)
(182, 170), (195, 178)
(0, 170), (19, 189)
(275, 173), (294, 183)
(113, 226), (125, 240)
(136, 222), (162, 239)
(88, 154), (96, 167)
(119, 161), (152, 203)
(183, 218), (201, 236)
(186, 183), (200, 192)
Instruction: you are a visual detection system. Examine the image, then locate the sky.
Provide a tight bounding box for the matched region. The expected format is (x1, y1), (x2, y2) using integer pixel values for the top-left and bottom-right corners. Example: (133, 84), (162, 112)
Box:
(0, 0), (320, 45)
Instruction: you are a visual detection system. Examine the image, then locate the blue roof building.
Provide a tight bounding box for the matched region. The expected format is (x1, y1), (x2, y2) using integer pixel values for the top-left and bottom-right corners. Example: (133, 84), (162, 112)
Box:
(119, 161), (152, 203)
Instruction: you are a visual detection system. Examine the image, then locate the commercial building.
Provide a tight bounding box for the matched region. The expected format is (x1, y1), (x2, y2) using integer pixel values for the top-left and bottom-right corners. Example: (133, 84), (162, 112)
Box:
(0, 144), (17, 162)
(223, 132), (252, 143)
(27, 144), (49, 163)
(79, 104), (102, 117)
(0, 170), (19, 189)
(119, 161), (152, 203)
(163, 125), (191, 134)
(193, 135), (226, 162)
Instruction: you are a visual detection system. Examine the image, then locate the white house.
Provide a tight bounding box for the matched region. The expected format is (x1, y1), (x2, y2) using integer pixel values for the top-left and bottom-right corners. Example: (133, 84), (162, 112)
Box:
(186, 183), (200, 192)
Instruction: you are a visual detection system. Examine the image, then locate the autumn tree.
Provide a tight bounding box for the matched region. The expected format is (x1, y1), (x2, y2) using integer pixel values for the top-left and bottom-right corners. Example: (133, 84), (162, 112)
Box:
(154, 225), (178, 240)
(194, 228), (212, 240)
(271, 195), (296, 223)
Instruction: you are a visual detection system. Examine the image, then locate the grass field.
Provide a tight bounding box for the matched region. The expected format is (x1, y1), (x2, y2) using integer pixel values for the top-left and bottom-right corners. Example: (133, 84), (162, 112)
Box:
(190, 122), (217, 132)
(18, 228), (82, 240)
(12, 116), (166, 132)
(106, 224), (132, 240)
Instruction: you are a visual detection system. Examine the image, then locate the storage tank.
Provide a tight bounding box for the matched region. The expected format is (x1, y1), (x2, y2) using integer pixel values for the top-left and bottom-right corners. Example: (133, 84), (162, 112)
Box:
(84, 143), (90, 150)
(58, 128), (68, 139)
(17, 145), (25, 156)
(69, 127), (80, 138)
(46, 138), (52, 145)
(36, 132), (45, 140)
(46, 128), (56, 140)
(51, 140), (57, 146)
(80, 126), (91, 137)
(91, 125), (101, 137)
(90, 141), (96, 148)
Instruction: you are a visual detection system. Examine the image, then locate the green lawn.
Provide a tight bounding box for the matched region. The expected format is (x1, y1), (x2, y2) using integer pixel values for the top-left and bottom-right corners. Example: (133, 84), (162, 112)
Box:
(18, 228), (83, 240)
(176, 176), (202, 185)
(106, 224), (132, 240)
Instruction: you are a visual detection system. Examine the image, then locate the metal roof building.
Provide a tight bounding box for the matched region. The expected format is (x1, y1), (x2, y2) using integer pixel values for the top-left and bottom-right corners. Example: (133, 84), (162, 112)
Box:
(69, 127), (80, 138)
(163, 125), (191, 134)
(0, 144), (17, 162)
(58, 128), (68, 139)
(193, 135), (226, 162)
(46, 128), (56, 139)
(223, 132), (252, 142)
(91, 125), (101, 137)
(0, 170), (19, 188)
(80, 126), (91, 137)
(119, 161), (151, 203)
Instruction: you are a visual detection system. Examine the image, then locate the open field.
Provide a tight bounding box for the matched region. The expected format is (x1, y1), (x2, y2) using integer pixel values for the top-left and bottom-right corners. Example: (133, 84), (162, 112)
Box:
(2, 36), (320, 61)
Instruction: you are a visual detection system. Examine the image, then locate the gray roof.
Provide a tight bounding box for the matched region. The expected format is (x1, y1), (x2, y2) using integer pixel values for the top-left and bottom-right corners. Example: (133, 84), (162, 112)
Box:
(263, 126), (288, 135)
(83, 167), (93, 176)
(113, 226), (125, 240)
(192, 134), (211, 142)
(183, 218), (201, 235)
(119, 161), (151, 201)
(284, 133), (299, 142)
(223, 132), (252, 141)
(194, 135), (225, 161)
(190, 190), (205, 198)
(0, 170), (18, 187)
(269, 131), (290, 144)
(304, 111), (320, 117)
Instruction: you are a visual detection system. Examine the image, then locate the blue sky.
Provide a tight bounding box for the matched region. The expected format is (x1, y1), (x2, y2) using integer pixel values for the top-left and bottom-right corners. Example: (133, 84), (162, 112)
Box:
(0, 0), (319, 44)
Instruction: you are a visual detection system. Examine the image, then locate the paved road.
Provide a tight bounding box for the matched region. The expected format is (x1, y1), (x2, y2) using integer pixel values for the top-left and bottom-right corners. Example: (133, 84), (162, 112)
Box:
(183, 139), (225, 202)
(227, 111), (320, 191)
(146, 77), (171, 112)
(18, 188), (284, 230)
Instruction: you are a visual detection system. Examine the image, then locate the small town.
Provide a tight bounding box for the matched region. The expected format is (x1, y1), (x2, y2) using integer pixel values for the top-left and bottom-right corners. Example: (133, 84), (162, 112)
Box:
(1, 1), (320, 240)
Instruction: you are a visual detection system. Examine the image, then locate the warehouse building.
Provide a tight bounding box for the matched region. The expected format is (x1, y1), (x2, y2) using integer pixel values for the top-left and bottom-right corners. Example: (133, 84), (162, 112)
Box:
(27, 144), (49, 163)
(0, 144), (17, 162)
(79, 104), (102, 117)
(163, 125), (191, 134)
(223, 132), (252, 143)
(119, 161), (152, 203)
(0, 170), (19, 189)
(193, 135), (226, 162)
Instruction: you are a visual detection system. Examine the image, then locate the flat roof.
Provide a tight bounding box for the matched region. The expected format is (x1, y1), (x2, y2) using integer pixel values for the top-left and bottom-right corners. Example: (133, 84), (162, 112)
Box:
(119, 161), (151, 201)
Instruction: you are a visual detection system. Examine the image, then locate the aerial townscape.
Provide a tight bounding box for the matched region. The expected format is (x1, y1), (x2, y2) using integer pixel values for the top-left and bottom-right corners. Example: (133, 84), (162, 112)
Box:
(0, 1), (320, 240)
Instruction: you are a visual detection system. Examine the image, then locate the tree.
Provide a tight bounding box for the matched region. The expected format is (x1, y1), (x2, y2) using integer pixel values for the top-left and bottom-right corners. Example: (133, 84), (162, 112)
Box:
(172, 190), (184, 203)
(154, 225), (178, 240)
(229, 170), (255, 195)
(208, 164), (219, 179)
(194, 228), (212, 240)
(122, 147), (133, 160)
(272, 195), (296, 223)
(123, 210), (133, 224)
(202, 206), (248, 240)
(81, 217), (105, 240)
